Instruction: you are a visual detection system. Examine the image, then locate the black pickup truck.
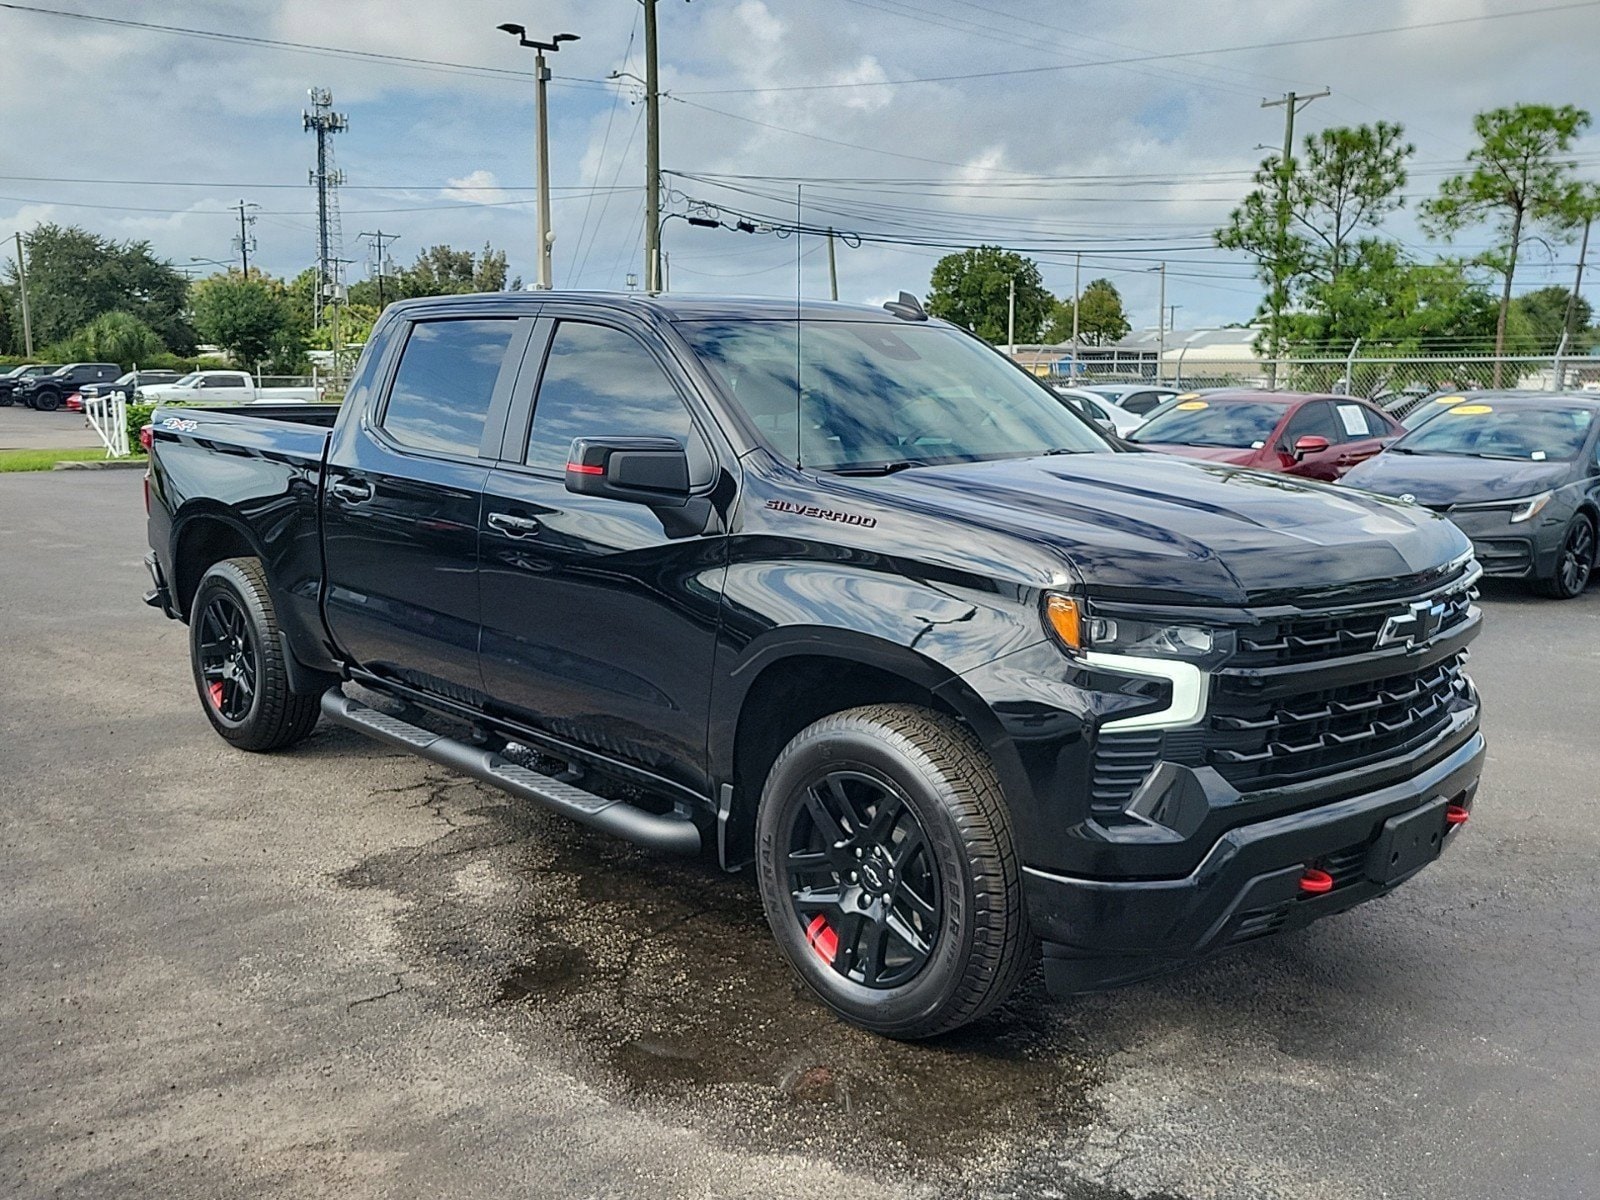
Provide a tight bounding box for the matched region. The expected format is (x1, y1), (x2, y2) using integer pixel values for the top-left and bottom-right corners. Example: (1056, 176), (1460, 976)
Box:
(144, 292), (1485, 1038)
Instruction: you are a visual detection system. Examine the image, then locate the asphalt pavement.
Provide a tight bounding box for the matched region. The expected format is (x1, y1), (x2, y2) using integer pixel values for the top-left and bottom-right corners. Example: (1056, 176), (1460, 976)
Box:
(0, 404), (106, 451)
(2, 471), (1597, 1200)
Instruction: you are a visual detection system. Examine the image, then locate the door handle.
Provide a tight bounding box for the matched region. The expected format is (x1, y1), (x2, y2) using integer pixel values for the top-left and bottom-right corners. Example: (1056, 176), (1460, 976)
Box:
(487, 511), (541, 538)
(329, 478), (374, 503)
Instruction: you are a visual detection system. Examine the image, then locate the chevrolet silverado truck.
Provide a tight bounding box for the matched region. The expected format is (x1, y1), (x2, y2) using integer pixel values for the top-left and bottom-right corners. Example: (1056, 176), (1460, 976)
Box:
(143, 292), (1485, 1038)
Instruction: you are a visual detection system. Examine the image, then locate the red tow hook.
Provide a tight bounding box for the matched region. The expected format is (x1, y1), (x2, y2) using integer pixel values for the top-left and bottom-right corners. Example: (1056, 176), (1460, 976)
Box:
(1446, 804), (1470, 827)
(1299, 867), (1335, 895)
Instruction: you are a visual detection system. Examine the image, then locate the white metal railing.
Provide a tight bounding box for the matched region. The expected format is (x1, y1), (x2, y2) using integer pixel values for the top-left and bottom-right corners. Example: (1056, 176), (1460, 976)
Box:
(85, 394), (130, 458)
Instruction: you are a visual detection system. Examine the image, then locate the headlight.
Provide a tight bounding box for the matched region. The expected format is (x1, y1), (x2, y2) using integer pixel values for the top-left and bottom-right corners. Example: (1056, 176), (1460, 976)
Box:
(1508, 491), (1553, 524)
(1043, 594), (1233, 662)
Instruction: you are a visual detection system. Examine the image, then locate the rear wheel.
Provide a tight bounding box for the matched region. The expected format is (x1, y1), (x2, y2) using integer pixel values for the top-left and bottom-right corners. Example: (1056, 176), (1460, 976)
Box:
(755, 704), (1033, 1039)
(189, 557), (321, 751)
(1535, 513), (1594, 599)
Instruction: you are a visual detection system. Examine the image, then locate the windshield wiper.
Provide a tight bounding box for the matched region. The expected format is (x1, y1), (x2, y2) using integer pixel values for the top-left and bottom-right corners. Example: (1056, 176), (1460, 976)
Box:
(828, 459), (936, 476)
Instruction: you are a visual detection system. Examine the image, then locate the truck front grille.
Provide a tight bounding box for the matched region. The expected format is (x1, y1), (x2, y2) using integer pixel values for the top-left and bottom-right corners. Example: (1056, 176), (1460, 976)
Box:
(1206, 653), (1469, 789)
(1232, 587), (1472, 668)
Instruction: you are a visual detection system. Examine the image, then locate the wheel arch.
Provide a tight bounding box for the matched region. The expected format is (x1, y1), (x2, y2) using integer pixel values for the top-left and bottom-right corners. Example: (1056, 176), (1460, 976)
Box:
(171, 506), (268, 620)
(713, 630), (1030, 870)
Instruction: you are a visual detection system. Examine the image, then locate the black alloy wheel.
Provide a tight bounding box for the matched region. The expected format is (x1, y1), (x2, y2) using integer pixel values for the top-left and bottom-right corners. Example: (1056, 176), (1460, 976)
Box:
(1539, 514), (1595, 599)
(755, 705), (1033, 1039)
(33, 389), (61, 411)
(188, 557), (322, 751)
(197, 593), (259, 723)
(784, 769), (942, 989)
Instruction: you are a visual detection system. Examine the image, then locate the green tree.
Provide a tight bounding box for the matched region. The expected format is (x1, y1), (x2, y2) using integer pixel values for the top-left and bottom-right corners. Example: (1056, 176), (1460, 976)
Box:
(395, 241), (513, 298)
(192, 272), (295, 367)
(76, 311), (165, 364)
(2, 224), (194, 354)
(1421, 103), (1592, 382)
(1510, 284), (1593, 352)
(1218, 122), (1413, 348)
(1045, 278), (1130, 346)
(925, 246), (1052, 344)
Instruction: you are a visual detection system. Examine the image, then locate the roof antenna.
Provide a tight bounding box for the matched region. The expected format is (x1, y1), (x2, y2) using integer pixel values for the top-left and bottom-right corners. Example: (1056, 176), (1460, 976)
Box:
(795, 182), (804, 471)
(883, 291), (928, 321)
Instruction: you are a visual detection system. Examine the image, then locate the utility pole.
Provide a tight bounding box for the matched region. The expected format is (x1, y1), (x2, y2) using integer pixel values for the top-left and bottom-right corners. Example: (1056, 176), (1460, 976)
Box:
(1167, 304), (1182, 332)
(359, 230), (401, 309)
(1070, 251), (1081, 379)
(13, 231), (33, 356)
(498, 25), (577, 290)
(1007, 275), (1016, 353)
(233, 200), (258, 276)
(827, 227), (839, 301)
(1562, 211), (1592, 344)
(1260, 88), (1329, 387)
(643, 0), (661, 292)
(1156, 262), (1167, 384)
(303, 88), (348, 326)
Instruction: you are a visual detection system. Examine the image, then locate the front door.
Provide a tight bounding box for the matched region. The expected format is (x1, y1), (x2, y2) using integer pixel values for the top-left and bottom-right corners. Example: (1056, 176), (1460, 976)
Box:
(322, 314), (532, 702)
(478, 316), (727, 793)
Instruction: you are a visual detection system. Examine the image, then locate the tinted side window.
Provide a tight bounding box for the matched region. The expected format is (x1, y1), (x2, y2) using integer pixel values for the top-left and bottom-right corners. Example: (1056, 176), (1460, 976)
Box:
(1284, 401), (1342, 444)
(382, 319), (516, 457)
(526, 322), (697, 472)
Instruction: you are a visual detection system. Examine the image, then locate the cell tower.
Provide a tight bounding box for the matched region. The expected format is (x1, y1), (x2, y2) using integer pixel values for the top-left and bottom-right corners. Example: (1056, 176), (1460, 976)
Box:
(302, 87), (348, 324)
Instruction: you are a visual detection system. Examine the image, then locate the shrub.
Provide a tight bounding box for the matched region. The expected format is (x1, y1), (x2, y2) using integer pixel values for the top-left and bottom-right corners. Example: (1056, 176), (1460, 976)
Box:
(124, 401), (157, 454)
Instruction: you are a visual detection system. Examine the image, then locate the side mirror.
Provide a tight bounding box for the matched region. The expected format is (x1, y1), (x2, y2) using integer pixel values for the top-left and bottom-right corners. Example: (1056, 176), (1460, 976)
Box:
(565, 436), (690, 507)
(1292, 434), (1330, 460)
(1093, 416), (1117, 435)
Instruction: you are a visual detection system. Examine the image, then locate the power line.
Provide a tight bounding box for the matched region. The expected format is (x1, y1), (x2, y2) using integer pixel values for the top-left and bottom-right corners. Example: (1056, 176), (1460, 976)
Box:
(675, 2), (1600, 95)
(0, 2), (621, 88)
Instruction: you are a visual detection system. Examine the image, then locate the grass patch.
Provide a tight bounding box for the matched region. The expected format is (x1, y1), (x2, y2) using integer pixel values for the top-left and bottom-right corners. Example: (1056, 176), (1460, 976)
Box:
(0, 448), (141, 472)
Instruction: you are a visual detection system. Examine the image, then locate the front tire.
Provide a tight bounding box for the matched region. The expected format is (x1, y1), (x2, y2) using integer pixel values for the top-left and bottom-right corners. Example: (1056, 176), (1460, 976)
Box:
(33, 389), (61, 412)
(755, 704), (1033, 1039)
(188, 557), (321, 751)
(1535, 513), (1594, 599)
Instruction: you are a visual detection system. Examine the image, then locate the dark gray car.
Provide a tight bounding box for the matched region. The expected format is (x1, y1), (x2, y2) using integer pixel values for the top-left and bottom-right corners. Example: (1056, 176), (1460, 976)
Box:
(1340, 395), (1599, 598)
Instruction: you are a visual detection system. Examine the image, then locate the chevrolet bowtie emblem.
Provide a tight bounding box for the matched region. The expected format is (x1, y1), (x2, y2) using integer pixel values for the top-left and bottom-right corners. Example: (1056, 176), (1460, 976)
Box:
(1377, 598), (1447, 650)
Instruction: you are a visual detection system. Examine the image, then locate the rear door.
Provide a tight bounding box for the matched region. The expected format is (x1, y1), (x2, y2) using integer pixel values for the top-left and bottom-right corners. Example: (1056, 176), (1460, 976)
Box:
(1328, 400), (1398, 474)
(477, 313), (727, 794)
(322, 312), (533, 702)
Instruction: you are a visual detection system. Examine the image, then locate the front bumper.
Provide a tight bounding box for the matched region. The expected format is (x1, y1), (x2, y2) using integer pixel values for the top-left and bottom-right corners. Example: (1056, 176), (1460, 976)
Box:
(1444, 508), (1566, 580)
(1026, 729), (1485, 994)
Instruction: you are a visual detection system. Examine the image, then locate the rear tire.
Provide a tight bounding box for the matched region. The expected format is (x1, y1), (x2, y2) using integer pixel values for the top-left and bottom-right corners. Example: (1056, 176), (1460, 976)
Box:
(755, 704), (1034, 1039)
(189, 557), (321, 751)
(1535, 513), (1594, 599)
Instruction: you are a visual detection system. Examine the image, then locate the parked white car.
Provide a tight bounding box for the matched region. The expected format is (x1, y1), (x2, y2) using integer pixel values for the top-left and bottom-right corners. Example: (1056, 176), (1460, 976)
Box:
(1051, 386), (1146, 437)
(135, 371), (321, 405)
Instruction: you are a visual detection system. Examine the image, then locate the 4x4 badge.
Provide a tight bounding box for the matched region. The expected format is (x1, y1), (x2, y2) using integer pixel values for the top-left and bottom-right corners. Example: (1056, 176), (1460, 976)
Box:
(1377, 598), (1447, 649)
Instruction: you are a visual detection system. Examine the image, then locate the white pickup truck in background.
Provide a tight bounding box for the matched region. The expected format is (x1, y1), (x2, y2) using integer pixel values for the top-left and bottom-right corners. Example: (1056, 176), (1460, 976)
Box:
(135, 371), (322, 405)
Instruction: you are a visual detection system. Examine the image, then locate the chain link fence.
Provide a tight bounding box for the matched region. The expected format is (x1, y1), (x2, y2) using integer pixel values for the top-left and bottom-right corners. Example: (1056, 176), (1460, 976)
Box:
(1045, 348), (1600, 400)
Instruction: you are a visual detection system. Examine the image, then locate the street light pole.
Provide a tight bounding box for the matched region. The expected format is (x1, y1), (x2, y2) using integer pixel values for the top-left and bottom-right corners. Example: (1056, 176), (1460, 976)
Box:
(498, 24), (579, 290)
(1156, 261), (1167, 385)
(13, 231), (33, 356)
(1070, 251), (1081, 379)
(644, 0), (661, 292)
(1007, 275), (1016, 353)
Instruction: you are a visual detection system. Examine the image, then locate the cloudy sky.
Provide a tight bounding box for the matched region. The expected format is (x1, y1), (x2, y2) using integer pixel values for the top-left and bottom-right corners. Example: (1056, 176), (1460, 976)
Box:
(2, 0), (1598, 331)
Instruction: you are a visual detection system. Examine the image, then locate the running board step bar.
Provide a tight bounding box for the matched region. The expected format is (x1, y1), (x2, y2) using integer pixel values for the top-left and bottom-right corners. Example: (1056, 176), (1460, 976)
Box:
(320, 690), (701, 855)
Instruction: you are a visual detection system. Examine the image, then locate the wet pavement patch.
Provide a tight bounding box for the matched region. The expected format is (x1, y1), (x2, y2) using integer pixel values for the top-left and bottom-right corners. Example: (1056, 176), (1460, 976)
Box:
(336, 769), (1112, 1185)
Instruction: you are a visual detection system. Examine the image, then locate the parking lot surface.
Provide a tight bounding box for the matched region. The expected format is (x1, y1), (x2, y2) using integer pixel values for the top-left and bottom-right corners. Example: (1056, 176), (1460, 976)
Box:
(0, 404), (105, 452)
(3, 471), (1598, 1200)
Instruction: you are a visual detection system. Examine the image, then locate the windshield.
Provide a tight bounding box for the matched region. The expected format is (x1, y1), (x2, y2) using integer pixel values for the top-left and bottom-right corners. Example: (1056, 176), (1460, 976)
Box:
(1394, 402), (1593, 461)
(169, 373), (202, 387)
(1129, 400), (1284, 448)
(678, 319), (1109, 471)
(1401, 394), (1472, 429)
(114, 372), (136, 385)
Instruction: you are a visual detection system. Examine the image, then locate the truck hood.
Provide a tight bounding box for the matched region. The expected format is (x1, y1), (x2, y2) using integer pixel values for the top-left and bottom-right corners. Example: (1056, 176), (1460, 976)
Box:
(878, 452), (1467, 606)
(1339, 451), (1570, 506)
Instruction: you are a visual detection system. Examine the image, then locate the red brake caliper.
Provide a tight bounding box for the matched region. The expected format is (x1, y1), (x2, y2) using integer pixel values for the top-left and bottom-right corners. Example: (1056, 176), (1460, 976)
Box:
(804, 914), (838, 964)
(208, 681), (225, 709)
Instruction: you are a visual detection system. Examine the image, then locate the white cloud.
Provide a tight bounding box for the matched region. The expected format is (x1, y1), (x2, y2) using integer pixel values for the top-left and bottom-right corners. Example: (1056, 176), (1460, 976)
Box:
(441, 170), (510, 206)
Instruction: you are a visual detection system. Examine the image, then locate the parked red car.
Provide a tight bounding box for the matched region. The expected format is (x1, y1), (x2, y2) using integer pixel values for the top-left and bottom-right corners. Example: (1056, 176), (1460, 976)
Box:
(1127, 390), (1403, 481)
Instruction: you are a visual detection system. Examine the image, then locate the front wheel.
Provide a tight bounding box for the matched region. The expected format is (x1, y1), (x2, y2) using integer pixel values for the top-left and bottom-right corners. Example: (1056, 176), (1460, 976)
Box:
(1535, 513), (1594, 599)
(188, 557), (321, 751)
(755, 704), (1033, 1039)
(33, 389), (61, 412)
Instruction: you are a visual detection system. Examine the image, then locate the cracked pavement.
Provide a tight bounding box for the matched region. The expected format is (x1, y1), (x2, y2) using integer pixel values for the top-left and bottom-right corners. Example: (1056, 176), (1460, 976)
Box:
(2, 471), (1598, 1199)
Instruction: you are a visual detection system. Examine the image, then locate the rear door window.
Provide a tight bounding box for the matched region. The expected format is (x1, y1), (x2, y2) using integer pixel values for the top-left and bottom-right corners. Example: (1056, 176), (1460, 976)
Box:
(381, 318), (518, 457)
(524, 321), (703, 475)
